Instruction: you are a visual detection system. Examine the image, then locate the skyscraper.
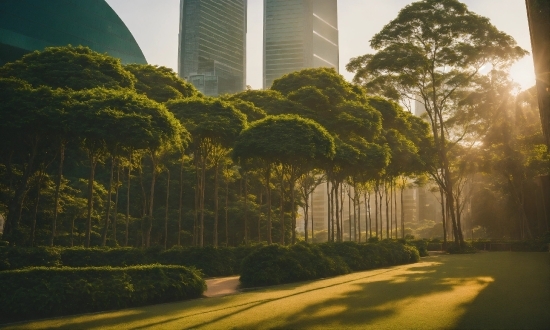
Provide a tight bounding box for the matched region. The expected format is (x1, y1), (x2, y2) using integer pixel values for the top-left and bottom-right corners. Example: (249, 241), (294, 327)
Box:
(263, 0), (339, 89)
(178, 0), (247, 96)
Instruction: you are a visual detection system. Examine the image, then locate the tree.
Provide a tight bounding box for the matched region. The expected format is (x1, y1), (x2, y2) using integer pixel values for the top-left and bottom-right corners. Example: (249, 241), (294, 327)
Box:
(125, 64), (200, 103)
(68, 88), (184, 247)
(167, 98), (246, 247)
(234, 115), (335, 244)
(347, 0), (527, 247)
(0, 45), (135, 91)
(0, 78), (66, 245)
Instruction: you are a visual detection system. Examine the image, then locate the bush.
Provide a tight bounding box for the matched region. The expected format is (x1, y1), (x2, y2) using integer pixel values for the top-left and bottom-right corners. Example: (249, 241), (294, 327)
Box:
(446, 241), (477, 254)
(240, 241), (419, 287)
(0, 245), (263, 277)
(406, 240), (429, 257)
(0, 265), (205, 323)
(240, 244), (349, 287)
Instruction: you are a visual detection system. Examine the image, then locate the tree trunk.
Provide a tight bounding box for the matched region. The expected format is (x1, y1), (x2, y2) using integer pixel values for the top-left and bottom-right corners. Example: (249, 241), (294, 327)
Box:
(102, 155), (115, 246)
(51, 140), (65, 247)
(385, 181), (390, 239)
(70, 216), (75, 247)
(146, 152), (158, 248)
(178, 157), (184, 246)
(280, 169), (285, 245)
(30, 171), (44, 247)
(290, 170), (297, 245)
(374, 182), (380, 237)
(244, 171), (248, 245)
(214, 164), (219, 247)
(348, 189), (351, 242)
(125, 152), (132, 247)
(225, 177), (229, 246)
(266, 165), (272, 244)
(200, 157), (206, 247)
(164, 168), (170, 249)
(113, 159), (120, 246)
(258, 189), (262, 243)
(401, 185), (405, 239)
(335, 182), (340, 242)
(356, 184), (361, 243)
(85, 153), (97, 248)
(327, 180), (331, 242)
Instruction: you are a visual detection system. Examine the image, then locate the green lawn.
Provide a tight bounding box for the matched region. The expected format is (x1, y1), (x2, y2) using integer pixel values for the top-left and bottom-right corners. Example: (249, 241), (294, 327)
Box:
(3, 252), (549, 329)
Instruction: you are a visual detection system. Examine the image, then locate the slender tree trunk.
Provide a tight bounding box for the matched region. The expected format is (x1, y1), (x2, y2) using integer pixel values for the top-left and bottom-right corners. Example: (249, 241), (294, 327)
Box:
(304, 192), (309, 243)
(290, 171), (297, 245)
(164, 168), (170, 249)
(280, 169), (284, 245)
(327, 180), (331, 242)
(244, 171), (248, 245)
(440, 187), (447, 248)
(311, 191), (314, 243)
(70, 216), (75, 247)
(178, 157), (184, 246)
(225, 177), (229, 246)
(85, 153), (97, 248)
(266, 165), (272, 244)
(30, 170), (44, 247)
(125, 152), (132, 247)
(394, 181), (397, 239)
(193, 156), (199, 246)
(51, 140), (65, 247)
(214, 164), (219, 247)
(375, 185), (379, 238)
(379, 184), (383, 239)
(385, 181), (390, 239)
(401, 185), (405, 239)
(258, 189), (262, 243)
(340, 183), (344, 242)
(200, 157), (206, 247)
(146, 153), (158, 248)
(113, 159), (120, 245)
(102, 155), (115, 246)
(348, 189), (351, 242)
(335, 182), (340, 242)
(357, 185), (361, 243)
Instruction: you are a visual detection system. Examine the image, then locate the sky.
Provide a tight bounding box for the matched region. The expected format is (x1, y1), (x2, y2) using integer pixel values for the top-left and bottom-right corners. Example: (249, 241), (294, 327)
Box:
(105, 0), (536, 91)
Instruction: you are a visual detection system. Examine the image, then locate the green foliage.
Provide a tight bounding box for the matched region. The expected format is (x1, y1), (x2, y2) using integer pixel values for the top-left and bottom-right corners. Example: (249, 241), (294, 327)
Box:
(0, 45), (135, 90)
(125, 64), (200, 103)
(233, 115), (335, 166)
(405, 240), (429, 257)
(0, 245), (263, 277)
(0, 265), (205, 323)
(446, 241), (477, 254)
(240, 244), (349, 287)
(239, 241), (419, 287)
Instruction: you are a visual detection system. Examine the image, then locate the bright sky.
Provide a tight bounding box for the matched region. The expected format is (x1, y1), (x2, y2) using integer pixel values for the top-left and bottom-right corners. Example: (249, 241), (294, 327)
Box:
(105, 0), (535, 91)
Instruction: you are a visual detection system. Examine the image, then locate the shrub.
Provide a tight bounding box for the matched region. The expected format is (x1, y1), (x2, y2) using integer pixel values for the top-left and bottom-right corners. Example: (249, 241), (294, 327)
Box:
(0, 265), (205, 323)
(406, 240), (429, 257)
(240, 241), (419, 287)
(446, 241), (477, 254)
(0, 246), (61, 271)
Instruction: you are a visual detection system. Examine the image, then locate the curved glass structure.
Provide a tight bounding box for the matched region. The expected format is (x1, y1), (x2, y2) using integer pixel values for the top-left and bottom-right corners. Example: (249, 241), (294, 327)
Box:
(0, 0), (147, 66)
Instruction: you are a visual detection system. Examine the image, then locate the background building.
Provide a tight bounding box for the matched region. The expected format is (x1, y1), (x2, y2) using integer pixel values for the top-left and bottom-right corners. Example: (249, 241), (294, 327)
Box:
(263, 0), (339, 89)
(0, 0), (147, 66)
(178, 0), (247, 96)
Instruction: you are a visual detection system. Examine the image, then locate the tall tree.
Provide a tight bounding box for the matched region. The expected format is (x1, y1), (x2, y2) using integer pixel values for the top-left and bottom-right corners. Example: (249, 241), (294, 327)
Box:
(234, 115), (335, 244)
(167, 98), (246, 247)
(347, 0), (527, 247)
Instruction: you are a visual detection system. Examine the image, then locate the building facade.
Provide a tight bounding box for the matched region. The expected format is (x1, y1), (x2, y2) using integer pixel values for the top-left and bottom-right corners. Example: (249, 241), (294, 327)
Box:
(263, 0), (339, 89)
(0, 0), (146, 66)
(178, 0), (247, 96)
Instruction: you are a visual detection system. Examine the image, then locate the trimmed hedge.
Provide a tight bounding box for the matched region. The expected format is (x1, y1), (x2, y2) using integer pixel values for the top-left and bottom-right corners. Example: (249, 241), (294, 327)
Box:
(0, 265), (205, 323)
(0, 245), (264, 276)
(240, 241), (419, 287)
(406, 240), (429, 257)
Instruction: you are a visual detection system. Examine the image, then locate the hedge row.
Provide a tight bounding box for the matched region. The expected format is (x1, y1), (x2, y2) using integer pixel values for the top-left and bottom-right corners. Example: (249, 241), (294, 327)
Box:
(0, 245), (264, 276)
(0, 265), (206, 323)
(240, 241), (419, 287)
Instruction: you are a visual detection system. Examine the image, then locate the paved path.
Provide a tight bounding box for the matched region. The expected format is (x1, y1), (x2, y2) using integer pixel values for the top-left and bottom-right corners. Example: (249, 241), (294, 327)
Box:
(5, 252), (550, 329)
(204, 276), (240, 297)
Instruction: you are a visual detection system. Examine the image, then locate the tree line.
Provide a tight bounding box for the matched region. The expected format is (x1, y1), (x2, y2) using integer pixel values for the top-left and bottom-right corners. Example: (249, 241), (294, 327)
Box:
(1, 0), (547, 249)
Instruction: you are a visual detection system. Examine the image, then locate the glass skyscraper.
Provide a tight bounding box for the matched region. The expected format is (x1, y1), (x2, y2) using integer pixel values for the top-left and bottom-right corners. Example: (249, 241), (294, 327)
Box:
(263, 0), (339, 89)
(178, 0), (247, 96)
(0, 0), (147, 66)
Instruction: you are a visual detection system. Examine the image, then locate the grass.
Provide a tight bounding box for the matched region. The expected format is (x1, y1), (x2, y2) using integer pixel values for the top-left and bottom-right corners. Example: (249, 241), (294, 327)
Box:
(2, 252), (549, 329)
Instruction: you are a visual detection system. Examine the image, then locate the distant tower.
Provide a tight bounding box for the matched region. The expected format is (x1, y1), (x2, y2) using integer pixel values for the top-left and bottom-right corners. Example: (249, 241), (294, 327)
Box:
(263, 0), (339, 89)
(178, 0), (247, 96)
